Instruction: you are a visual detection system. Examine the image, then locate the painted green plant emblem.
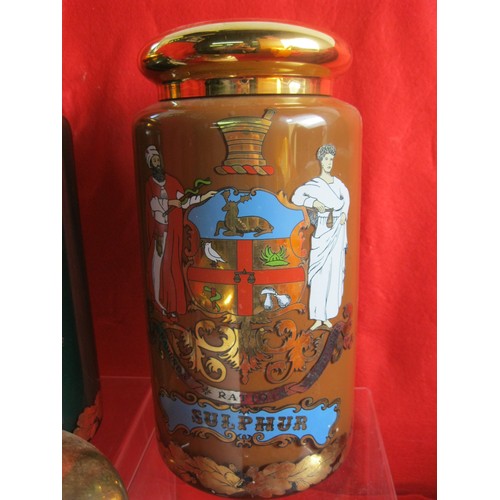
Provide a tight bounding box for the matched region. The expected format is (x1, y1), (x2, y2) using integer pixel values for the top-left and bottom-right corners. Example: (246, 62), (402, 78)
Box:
(260, 245), (289, 267)
(204, 286), (222, 312)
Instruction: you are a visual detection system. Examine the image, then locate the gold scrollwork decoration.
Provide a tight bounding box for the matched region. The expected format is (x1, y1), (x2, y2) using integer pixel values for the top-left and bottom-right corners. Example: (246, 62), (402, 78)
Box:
(157, 316), (327, 388)
(251, 432), (298, 448)
(159, 388), (198, 404)
(263, 319), (321, 384)
(173, 320), (240, 383)
(190, 427), (238, 443)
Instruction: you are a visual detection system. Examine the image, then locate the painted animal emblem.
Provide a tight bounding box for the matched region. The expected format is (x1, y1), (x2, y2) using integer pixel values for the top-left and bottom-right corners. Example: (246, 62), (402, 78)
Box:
(203, 241), (226, 268)
(214, 190), (274, 237)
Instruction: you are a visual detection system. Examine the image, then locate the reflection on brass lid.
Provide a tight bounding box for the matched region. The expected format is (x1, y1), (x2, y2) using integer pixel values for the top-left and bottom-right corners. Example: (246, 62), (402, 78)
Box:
(139, 21), (352, 98)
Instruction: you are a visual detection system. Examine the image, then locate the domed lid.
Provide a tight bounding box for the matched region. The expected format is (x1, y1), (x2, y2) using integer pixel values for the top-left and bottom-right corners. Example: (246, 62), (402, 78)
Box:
(139, 21), (352, 99)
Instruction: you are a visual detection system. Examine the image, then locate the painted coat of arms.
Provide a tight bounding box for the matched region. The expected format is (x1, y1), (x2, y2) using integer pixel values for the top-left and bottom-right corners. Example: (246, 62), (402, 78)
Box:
(185, 188), (307, 319)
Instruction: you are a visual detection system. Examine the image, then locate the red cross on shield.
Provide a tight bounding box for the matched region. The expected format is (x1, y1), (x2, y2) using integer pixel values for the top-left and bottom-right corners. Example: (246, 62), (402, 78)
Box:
(188, 239), (305, 316)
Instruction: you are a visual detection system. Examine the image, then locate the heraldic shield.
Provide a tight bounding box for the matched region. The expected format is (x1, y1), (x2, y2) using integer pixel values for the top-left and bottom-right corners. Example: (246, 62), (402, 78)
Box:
(185, 188), (307, 318)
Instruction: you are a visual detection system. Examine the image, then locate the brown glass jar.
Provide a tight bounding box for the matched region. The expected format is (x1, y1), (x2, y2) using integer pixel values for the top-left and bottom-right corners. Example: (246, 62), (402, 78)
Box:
(133, 22), (362, 497)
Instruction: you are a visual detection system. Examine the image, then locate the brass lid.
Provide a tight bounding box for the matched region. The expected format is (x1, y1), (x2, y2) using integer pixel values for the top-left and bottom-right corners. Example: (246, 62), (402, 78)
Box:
(139, 21), (352, 99)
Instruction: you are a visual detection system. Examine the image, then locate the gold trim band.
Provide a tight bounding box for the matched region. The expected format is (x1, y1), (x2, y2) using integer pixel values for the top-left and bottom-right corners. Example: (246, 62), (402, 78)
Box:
(159, 76), (330, 99)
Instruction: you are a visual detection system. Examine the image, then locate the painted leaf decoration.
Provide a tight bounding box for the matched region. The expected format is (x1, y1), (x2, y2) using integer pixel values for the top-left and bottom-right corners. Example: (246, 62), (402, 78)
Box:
(191, 456), (243, 496)
(160, 442), (197, 484)
(159, 434), (347, 497)
(240, 350), (268, 384)
(246, 462), (295, 498)
(287, 330), (316, 372)
(288, 453), (332, 491)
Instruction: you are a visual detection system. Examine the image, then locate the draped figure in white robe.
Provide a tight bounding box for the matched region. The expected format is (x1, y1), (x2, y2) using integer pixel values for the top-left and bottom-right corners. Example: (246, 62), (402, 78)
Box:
(291, 145), (350, 330)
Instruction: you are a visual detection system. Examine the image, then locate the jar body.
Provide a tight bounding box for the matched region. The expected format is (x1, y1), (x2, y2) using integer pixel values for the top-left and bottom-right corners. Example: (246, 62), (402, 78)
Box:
(133, 95), (361, 497)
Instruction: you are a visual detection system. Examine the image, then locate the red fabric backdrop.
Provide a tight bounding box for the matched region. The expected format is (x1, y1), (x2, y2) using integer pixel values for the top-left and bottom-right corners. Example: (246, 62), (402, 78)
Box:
(62, 1), (436, 498)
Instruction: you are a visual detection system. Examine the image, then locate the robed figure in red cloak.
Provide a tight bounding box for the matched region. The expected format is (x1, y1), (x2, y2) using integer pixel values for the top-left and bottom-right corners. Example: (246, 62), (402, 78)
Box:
(144, 145), (215, 319)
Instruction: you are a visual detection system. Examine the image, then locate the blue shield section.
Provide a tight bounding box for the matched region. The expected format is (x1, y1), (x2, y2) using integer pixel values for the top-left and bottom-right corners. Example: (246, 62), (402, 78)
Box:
(187, 189), (304, 240)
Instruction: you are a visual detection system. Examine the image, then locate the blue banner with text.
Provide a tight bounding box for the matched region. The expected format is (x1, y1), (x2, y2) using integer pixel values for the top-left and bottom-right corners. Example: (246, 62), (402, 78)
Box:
(160, 393), (339, 447)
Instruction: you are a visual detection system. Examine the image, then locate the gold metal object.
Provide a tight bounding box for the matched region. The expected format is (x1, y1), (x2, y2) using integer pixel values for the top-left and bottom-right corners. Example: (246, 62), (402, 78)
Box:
(140, 22), (352, 98)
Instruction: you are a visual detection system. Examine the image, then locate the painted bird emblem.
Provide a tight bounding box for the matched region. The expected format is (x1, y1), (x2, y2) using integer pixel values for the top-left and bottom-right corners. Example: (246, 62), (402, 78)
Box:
(203, 241), (226, 268)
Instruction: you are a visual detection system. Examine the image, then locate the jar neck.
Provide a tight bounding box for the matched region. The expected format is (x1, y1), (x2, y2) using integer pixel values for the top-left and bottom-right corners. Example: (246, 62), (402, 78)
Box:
(158, 76), (332, 100)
